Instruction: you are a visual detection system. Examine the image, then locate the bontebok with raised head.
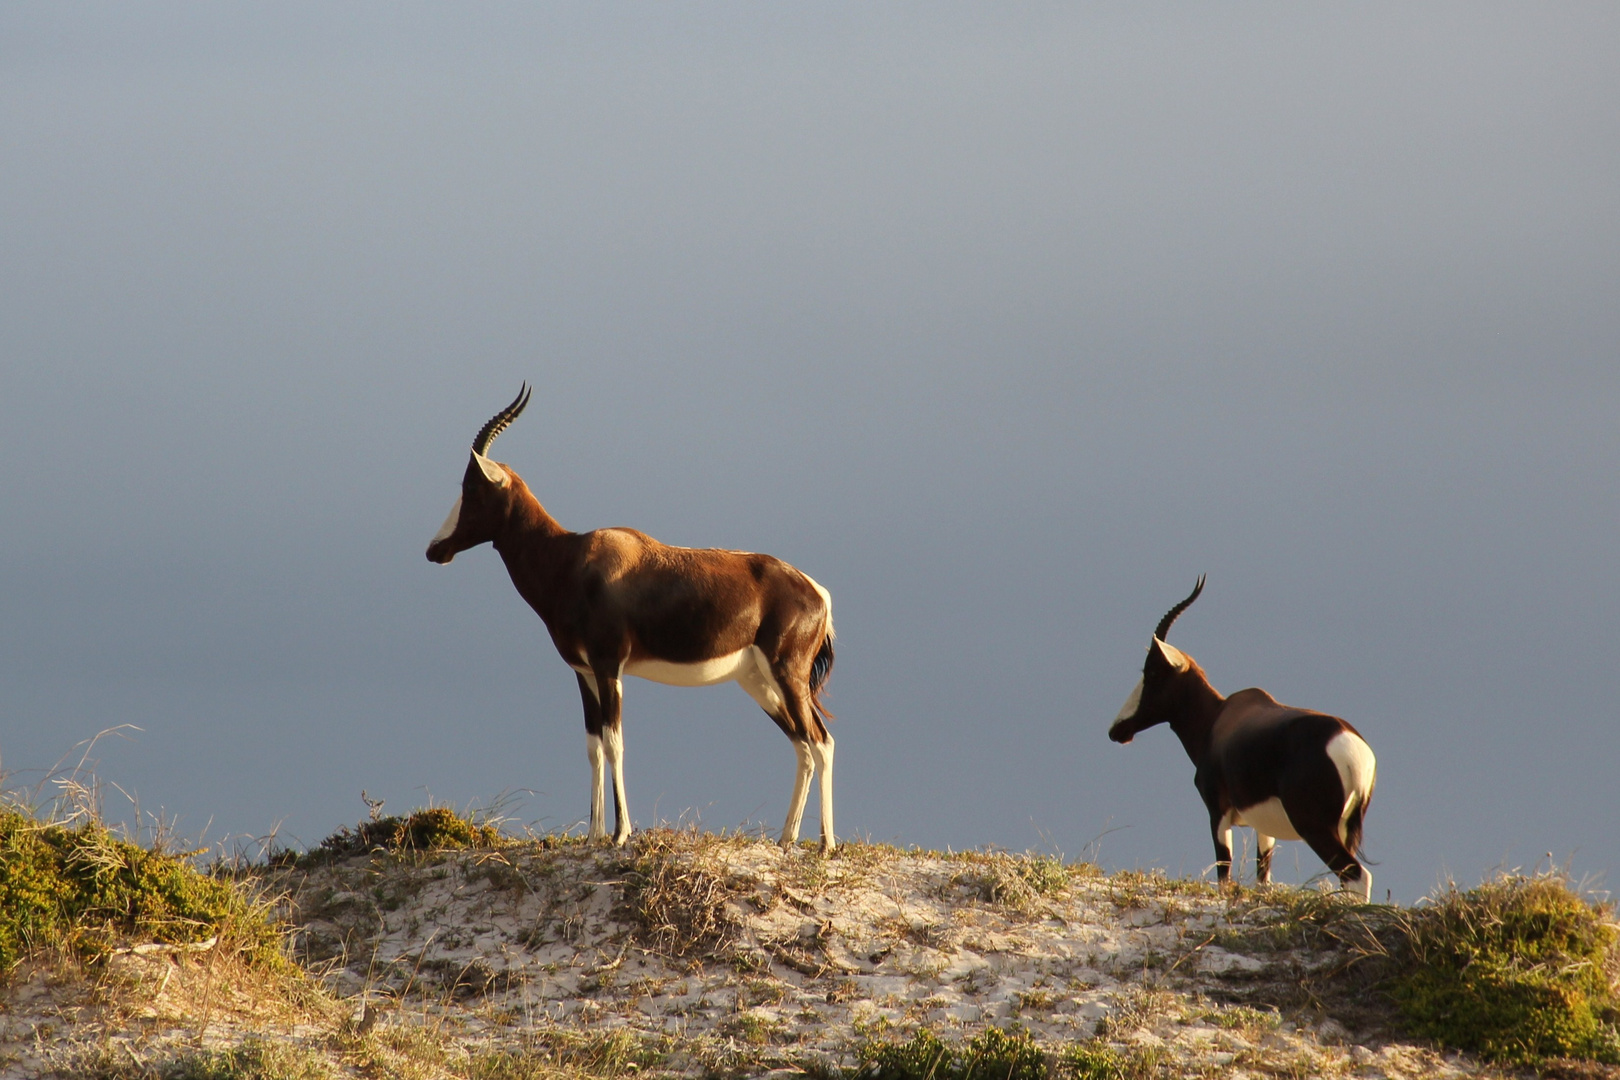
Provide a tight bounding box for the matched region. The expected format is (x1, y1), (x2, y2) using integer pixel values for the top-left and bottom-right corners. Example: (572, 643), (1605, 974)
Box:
(1108, 577), (1377, 899)
(427, 385), (839, 852)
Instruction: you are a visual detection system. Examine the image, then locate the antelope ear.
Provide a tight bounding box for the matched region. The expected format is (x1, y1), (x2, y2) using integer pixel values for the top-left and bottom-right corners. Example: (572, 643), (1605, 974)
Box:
(473, 452), (511, 487)
(1151, 636), (1191, 672)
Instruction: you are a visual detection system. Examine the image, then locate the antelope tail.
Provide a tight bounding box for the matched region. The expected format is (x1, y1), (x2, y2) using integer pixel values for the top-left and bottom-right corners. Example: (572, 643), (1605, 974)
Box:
(808, 627), (835, 725)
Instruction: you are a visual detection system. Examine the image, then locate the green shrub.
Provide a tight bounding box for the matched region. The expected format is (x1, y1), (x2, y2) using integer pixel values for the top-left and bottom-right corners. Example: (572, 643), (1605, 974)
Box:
(1389, 874), (1620, 1065)
(306, 806), (503, 862)
(0, 806), (283, 976)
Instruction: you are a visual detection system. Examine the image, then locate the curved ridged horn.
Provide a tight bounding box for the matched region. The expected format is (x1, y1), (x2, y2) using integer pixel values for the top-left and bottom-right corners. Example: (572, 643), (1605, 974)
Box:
(1154, 575), (1206, 641)
(472, 383), (531, 456)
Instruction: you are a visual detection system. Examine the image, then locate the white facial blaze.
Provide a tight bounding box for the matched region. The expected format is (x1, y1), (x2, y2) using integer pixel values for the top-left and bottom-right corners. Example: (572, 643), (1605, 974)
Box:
(1114, 678), (1144, 724)
(430, 495), (463, 544)
(1153, 637), (1191, 671)
(474, 452), (510, 486)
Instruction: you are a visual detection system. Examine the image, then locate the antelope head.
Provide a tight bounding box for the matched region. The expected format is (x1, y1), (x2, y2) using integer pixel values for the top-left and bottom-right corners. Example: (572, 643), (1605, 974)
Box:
(1108, 575), (1207, 744)
(426, 384), (531, 565)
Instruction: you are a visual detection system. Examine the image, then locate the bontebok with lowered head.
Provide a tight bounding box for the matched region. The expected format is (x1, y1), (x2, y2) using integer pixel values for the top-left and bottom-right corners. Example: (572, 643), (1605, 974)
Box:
(1109, 577), (1377, 899)
(427, 385), (839, 853)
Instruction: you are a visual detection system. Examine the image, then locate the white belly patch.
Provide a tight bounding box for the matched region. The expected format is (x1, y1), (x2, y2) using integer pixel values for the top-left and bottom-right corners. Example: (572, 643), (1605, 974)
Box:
(624, 648), (754, 688)
(1233, 797), (1301, 841)
(578, 647), (789, 718)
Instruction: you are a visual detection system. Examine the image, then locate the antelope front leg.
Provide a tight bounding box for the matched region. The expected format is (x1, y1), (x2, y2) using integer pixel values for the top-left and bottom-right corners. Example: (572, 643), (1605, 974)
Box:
(781, 739), (813, 849)
(577, 673), (608, 842)
(1211, 809), (1235, 887)
(596, 672), (632, 846)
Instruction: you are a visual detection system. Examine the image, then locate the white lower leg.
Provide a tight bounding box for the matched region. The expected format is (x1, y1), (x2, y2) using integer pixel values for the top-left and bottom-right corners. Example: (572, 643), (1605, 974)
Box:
(809, 735), (835, 854)
(1256, 834), (1275, 884)
(780, 739), (813, 847)
(586, 734), (606, 841)
(603, 724), (630, 845)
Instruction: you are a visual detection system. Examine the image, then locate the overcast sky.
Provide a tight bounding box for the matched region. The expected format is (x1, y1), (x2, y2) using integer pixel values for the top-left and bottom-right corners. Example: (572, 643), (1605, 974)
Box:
(2, 4), (1616, 903)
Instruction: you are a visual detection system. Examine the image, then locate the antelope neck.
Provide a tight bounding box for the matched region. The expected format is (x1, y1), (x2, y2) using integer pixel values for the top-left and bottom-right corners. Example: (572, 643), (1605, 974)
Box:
(1166, 674), (1226, 762)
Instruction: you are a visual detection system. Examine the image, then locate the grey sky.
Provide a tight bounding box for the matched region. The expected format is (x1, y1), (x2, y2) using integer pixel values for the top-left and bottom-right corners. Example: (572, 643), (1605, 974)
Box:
(2, 4), (1617, 902)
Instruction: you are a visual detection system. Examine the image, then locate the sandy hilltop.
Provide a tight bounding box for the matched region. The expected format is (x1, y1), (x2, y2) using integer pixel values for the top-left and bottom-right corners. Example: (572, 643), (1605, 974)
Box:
(9, 820), (1596, 1080)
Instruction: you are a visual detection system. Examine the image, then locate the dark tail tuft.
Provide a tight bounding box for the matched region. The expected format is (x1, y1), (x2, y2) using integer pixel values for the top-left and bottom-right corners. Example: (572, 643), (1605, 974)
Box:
(809, 632), (835, 725)
(1344, 784), (1375, 861)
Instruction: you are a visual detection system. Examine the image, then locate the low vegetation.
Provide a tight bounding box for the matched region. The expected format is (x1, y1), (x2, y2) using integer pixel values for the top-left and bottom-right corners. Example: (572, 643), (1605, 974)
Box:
(856, 1025), (1151, 1080)
(1387, 873), (1620, 1065)
(0, 804), (283, 976)
(5, 769), (1619, 1079)
(949, 850), (1083, 911)
(298, 805), (507, 864)
(617, 829), (753, 960)
(1212, 870), (1620, 1067)
(71, 1038), (336, 1080)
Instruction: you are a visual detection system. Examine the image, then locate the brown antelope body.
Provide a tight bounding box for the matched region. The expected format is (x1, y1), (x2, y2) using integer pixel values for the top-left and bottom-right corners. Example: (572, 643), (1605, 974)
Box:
(427, 387), (837, 852)
(1108, 578), (1376, 899)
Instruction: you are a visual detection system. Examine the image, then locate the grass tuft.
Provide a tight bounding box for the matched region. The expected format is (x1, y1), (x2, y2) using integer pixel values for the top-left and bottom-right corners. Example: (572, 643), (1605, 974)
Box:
(857, 1027), (1148, 1080)
(857, 1026), (1048, 1080)
(466, 1029), (667, 1078)
(952, 851), (1075, 912)
(304, 806), (505, 863)
(67, 1036), (336, 1079)
(617, 829), (749, 961)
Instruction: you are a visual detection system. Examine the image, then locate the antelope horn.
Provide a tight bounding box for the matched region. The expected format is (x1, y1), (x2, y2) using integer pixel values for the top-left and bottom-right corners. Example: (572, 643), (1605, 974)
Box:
(472, 383), (531, 456)
(1154, 574), (1206, 641)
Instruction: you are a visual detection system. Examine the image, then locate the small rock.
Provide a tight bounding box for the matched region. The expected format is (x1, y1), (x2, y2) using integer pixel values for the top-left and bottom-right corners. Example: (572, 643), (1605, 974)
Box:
(1196, 947), (1265, 973)
(1316, 1017), (1349, 1042)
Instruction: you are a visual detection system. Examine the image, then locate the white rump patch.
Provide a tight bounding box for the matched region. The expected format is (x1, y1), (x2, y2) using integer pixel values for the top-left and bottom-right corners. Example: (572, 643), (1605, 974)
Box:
(431, 495), (462, 544)
(1114, 678), (1143, 724)
(625, 647), (754, 688)
(801, 572), (835, 641)
(474, 452), (510, 486)
(1153, 637), (1191, 671)
(1326, 730), (1377, 844)
(1232, 797), (1302, 842)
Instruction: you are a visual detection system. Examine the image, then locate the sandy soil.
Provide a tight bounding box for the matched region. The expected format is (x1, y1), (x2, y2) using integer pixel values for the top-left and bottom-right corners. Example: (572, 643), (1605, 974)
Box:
(0, 832), (1514, 1078)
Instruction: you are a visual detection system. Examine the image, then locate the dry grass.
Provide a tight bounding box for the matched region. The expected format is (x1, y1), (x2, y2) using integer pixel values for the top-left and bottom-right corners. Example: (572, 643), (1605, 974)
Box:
(1095, 984), (1180, 1040)
(65, 1037), (338, 1079)
(615, 829), (755, 962)
(947, 851), (1078, 913)
(11, 754), (1614, 1080)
